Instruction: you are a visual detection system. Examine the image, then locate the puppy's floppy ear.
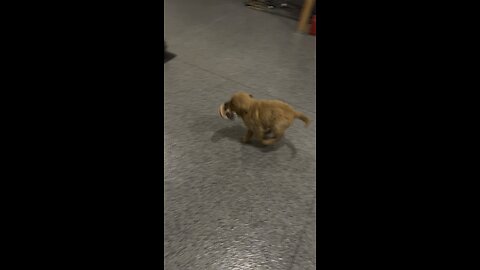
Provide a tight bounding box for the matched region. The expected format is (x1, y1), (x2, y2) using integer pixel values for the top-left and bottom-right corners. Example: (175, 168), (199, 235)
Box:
(230, 93), (253, 116)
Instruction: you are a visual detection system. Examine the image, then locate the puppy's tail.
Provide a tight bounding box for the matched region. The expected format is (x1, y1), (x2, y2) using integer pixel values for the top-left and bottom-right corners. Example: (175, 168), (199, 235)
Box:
(295, 111), (310, 127)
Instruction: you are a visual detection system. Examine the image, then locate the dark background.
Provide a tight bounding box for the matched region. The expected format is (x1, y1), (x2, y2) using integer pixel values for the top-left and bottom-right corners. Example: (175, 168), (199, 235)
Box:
(9, 0), (449, 268)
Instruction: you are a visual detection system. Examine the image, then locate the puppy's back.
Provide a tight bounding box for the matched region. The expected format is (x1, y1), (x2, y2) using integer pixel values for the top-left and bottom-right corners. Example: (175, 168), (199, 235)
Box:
(257, 99), (296, 114)
(251, 99), (297, 126)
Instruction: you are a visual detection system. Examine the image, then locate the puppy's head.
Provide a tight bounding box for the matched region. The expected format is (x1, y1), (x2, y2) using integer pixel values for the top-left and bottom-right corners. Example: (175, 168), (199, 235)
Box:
(224, 92), (254, 117)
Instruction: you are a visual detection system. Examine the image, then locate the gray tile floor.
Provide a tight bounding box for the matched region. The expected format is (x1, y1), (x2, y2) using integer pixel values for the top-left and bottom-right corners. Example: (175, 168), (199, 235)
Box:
(165, 1), (316, 269)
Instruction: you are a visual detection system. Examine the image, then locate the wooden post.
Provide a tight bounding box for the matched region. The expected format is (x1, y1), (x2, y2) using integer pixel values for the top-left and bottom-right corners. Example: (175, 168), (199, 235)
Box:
(297, 0), (316, 33)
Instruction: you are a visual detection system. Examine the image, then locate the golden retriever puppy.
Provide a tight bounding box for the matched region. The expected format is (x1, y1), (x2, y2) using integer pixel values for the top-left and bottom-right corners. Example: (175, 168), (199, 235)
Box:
(223, 91), (310, 145)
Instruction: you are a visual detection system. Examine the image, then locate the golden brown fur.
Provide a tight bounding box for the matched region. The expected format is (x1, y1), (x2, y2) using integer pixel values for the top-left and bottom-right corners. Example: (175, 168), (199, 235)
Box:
(224, 91), (310, 145)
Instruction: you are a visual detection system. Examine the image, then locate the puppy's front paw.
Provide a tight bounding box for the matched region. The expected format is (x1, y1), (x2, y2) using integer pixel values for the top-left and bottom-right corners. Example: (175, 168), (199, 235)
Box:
(241, 137), (252, 143)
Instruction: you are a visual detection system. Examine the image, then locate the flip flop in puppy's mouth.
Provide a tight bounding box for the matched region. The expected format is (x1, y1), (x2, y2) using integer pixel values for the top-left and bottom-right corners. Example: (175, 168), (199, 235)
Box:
(218, 103), (235, 120)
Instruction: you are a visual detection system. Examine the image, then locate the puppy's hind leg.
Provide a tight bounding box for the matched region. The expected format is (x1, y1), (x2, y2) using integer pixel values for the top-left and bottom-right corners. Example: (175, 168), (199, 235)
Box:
(261, 127), (285, 146)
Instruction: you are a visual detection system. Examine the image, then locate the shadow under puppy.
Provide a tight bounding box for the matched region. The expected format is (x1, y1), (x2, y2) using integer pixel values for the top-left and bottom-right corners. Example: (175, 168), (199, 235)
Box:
(223, 91), (310, 145)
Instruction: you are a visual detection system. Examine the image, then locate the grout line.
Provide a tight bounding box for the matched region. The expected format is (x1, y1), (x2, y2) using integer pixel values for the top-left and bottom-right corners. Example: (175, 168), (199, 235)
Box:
(287, 200), (316, 270)
(177, 59), (258, 90)
(163, 74), (229, 107)
(177, 59), (316, 116)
